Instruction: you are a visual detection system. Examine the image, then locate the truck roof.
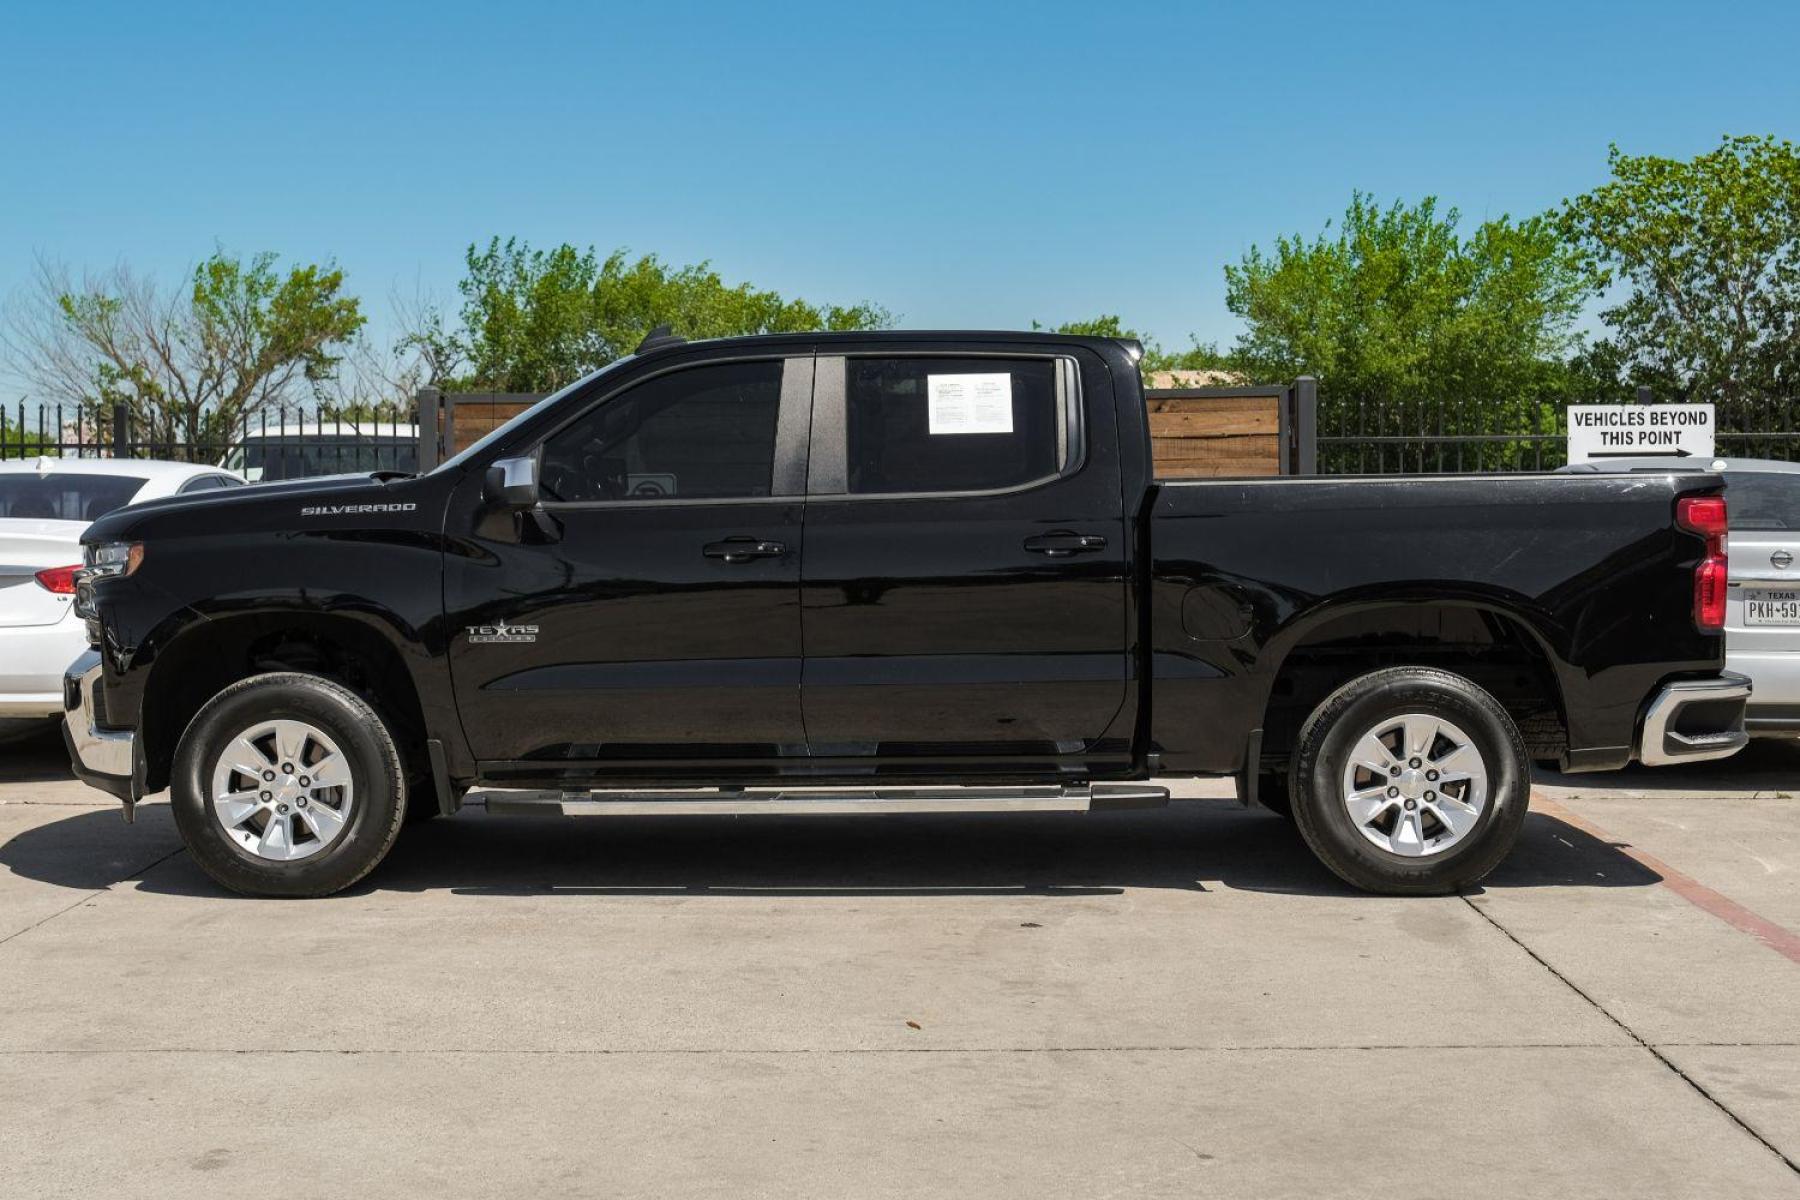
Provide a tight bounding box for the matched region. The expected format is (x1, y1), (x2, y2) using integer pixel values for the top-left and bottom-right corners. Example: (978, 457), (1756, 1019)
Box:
(630, 328), (1137, 357)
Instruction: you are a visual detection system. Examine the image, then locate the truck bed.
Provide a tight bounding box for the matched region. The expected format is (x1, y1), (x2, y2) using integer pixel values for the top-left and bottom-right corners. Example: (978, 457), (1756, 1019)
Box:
(1146, 471), (1725, 774)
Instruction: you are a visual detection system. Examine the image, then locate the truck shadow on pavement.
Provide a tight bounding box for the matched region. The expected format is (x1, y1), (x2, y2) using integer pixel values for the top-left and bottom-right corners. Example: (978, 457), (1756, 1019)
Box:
(0, 799), (1660, 900)
(404, 803), (1662, 898)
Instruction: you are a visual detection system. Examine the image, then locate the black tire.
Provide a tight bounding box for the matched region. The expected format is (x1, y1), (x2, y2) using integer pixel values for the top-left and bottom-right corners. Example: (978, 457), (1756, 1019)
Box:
(171, 672), (408, 897)
(1289, 666), (1529, 895)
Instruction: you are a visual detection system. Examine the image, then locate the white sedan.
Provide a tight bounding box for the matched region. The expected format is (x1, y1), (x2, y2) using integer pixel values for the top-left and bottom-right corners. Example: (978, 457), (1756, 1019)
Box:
(0, 457), (244, 717)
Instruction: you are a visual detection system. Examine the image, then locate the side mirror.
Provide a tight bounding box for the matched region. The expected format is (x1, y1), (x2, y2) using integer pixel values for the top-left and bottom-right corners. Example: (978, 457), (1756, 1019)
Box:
(484, 455), (540, 508)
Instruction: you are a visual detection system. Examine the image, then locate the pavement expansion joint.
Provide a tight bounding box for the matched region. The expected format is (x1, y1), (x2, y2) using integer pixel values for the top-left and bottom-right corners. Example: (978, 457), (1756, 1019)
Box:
(0, 1042), (1680, 1057)
(1462, 891), (1800, 1180)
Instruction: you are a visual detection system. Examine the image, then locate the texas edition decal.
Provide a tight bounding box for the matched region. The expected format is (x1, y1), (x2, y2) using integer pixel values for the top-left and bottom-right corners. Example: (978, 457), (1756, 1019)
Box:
(467, 621), (538, 644)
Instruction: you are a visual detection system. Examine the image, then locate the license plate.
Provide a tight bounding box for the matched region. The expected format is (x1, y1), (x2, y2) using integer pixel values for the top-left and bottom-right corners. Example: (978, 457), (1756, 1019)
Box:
(1745, 589), (1800, 625)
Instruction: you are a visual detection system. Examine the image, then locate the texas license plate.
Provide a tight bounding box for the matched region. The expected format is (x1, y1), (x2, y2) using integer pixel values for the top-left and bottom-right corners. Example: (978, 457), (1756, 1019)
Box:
(1744, 589), (1800, 625)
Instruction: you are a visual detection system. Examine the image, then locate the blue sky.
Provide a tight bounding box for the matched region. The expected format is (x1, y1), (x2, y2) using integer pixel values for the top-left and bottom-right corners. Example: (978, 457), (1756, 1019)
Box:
(2, 0), (1797, 377)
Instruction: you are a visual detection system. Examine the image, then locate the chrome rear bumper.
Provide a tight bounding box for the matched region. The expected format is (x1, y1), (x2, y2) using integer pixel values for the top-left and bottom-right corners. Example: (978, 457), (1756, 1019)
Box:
(61, 650), (139, 803)
(1638, 673), (1752, 767)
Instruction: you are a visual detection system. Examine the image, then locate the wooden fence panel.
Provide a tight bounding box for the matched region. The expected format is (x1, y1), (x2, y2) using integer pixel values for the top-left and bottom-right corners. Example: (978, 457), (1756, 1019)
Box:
(452, 403), (535, 451)
(1145, 389), (1286, 477)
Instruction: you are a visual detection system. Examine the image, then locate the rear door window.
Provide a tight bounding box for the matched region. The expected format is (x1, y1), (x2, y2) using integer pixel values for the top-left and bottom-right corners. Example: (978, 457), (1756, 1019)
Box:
(844, 357), (1068, 495)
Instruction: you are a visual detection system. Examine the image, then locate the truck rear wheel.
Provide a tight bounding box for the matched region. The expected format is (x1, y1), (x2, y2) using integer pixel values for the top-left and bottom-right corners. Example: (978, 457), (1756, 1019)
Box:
(171, 673), (408, 897)
(1289, 667), (1528, 895)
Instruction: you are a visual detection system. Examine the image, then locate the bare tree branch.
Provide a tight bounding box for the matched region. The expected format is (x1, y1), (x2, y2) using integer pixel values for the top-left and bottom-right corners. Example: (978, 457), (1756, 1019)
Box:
(0, 251), (364, 453)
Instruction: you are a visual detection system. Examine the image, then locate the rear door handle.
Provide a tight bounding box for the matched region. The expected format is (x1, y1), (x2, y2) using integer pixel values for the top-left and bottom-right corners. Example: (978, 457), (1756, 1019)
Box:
(1022, 531), (1107, 557)
(703, 537), (786, 563)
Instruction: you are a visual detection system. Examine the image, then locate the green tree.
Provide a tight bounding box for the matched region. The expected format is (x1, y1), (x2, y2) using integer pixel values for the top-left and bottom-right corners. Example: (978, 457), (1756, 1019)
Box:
(1226, 193), (1587, 399)
(448, 239), (893, 391)
(4, 251), (365, 452)
(1034, 315), (1231, 375)
(1037, 314), (1143, 341)
(1223, 194), (1589, 466)
(1559, 134), (1800, 403)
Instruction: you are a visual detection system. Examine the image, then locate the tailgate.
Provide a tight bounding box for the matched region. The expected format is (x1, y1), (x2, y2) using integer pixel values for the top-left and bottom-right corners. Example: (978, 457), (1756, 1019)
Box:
(0, 521), (85, 628)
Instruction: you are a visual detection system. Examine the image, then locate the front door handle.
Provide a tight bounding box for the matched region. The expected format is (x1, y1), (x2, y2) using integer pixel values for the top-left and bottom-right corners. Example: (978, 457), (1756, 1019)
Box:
(703, 537), (786, 563)
(1023, 531), (1107, 558)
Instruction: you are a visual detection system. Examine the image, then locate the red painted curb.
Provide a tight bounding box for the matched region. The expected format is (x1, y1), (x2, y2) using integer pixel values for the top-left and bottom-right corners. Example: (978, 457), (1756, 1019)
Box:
(1532, 792), (1800, 968)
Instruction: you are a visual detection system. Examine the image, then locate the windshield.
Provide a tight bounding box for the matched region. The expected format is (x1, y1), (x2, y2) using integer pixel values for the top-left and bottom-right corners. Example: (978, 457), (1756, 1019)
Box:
(1726, 471), (1800, 532)
(0, 473), (144, 521)
(430, 357), (638, 475)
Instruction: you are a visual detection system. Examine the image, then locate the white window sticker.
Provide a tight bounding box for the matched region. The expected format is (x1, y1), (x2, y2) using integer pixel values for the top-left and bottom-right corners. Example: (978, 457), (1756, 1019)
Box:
(927, 373), (1014, 435)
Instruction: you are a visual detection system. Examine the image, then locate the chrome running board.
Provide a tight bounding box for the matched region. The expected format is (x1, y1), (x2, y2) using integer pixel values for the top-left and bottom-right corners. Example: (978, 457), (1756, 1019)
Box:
(478, 783), (1168, 818)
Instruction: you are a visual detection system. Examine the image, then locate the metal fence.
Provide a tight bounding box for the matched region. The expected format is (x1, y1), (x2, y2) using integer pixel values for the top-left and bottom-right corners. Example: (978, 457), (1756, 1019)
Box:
(1316, 393), (1800, 474)
(12, 389), (1799, 481)
(1, 400), (420, 481)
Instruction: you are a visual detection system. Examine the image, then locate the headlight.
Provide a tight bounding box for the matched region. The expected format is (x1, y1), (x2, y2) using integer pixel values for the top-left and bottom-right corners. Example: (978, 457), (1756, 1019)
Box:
(85, 542), (145, 574)
(73, 542), (143, 622)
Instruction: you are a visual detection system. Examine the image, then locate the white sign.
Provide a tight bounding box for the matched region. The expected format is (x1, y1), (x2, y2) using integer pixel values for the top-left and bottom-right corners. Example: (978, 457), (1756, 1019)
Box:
(1566, 404), (1715, 464)
(927, 373), (1013, 435)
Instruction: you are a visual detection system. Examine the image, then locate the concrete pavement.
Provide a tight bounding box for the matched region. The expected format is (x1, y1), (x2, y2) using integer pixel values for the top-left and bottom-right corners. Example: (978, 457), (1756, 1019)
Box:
(2, 718), (1797, 1198)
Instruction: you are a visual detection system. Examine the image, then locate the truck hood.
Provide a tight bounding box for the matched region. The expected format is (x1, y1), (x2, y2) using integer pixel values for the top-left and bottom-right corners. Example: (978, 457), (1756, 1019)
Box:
(82, 472), (435, 545)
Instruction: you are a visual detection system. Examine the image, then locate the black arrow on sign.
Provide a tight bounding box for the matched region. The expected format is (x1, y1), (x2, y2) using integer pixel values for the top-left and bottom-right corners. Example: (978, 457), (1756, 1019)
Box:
(1588, 448), (1694, 458)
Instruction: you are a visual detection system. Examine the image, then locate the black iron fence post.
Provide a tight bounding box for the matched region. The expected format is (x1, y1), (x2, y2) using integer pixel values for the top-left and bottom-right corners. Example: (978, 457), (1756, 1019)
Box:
(1292, 376), (1318, 475)
(418, 387), (442, 470)
(111, 405), (129, 459)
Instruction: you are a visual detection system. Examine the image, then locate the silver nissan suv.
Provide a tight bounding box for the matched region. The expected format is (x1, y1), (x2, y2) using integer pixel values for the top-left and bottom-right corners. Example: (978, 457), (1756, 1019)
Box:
(1562, 456), (1800, 737)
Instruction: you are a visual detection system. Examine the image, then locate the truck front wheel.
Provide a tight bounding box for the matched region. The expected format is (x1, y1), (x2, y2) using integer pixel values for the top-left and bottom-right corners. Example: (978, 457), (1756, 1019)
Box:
(170, 673), (408, 897)
(1289, 667), (1529, 895)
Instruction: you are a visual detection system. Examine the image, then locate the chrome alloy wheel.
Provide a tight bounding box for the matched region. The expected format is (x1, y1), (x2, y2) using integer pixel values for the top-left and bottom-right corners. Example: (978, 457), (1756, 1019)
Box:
(209, 719), (355, 862)
(1339, 713), (1489, 858)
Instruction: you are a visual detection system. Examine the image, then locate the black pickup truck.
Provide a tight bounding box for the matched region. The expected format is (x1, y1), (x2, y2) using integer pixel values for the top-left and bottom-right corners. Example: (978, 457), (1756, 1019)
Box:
(63, 330), (1749, 897)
